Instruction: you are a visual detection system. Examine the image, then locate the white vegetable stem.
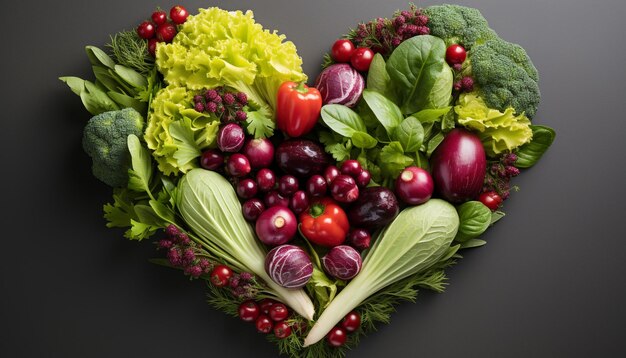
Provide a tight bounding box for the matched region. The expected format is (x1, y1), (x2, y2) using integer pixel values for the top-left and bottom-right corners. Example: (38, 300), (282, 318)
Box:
(178, 169), (315, 320)
(303, 199), (459, 346)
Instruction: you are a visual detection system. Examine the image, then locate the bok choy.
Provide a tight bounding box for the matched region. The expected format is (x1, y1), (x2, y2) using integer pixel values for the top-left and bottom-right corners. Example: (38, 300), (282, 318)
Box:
(177, 169), (315, 320)
(303, 199), (459, 346)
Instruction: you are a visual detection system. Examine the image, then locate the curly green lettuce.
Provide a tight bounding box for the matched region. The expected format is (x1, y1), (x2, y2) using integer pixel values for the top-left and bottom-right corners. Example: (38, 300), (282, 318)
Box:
(455, 92), (532, 157)
(155, 7), (307, 118)
(144, 86), (219, 175)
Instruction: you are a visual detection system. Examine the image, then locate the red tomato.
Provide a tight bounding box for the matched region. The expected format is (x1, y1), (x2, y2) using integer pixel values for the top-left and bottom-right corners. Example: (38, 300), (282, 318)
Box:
(210, 265), (233, 287)
(445, 44), (467, 65)
(238, 300), (260, 322)
(350, 47), (374, 72)
(273, 321), (292, 339)
(136, 21), (155, 39)
(170, 5), (189, 24)
(331, 39), (356, 63)
(326, 327), (347, 347)
(151, 10), (167, 26)
(341, 311), (361, 332)
(156, 23), (177, 43)
(479, 191), (503, 211)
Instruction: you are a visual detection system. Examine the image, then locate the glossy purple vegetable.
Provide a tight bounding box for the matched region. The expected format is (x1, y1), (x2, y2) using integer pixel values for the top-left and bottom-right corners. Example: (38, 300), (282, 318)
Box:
(314, 64), (364, 108)
(430, 128), (486, 203)
(321, 245), (362, 280)
(217, 123), (245, 152)
(199, 149), (224, 171)
(275, 139), (330, 178)
(225, 154), (251, 177)
(395, 166), (434, 205)
(255, 206), (297, 246)
(330, 175), (359, 203)
(242, 198), (265, 221)
(348, 187), (399, 230)
(265, 245), (313, 288)
(242, 138), (274, 169)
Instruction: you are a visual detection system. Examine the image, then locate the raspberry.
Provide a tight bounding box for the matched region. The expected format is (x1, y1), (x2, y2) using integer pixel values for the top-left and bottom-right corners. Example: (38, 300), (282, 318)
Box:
(453, 81), (462, 91)
(416, 26), (430, 35)
(167, 248), (182, 267)
(183, 248), (196, 263)
(206, 101), (217, 113)
(158, 239), (173, 249)
(235, 110), (247, 121)
(187, 265), (203, 278)
(212, 95), (222, 104)
(393, 15), (406, 28)
(223, 93), (235, 105)
(391, 37), (402, 47)
(401, 10), (412, 19)
(240, 272), (253, 281)
(193, 95), (204, 103)
(405, 24), (418, 36)
(416, 14), (429, 26)
(205, 89), (218, 101)
(461, 76), (474, 91)
(505, 166), (520, 177)
(236, 92), (248, 105)
(194, 102), (205, 112)
(452, 63), (463, 72)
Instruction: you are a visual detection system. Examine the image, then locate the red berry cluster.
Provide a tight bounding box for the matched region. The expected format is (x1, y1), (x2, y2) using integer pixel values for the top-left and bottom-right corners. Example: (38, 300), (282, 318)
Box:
(193, 87), (248, 123)
(350, 5), (429, 56)
(454, 76), (475, 92)
(238, 298), (296, 339)
(326, 311), (362, 347)
(482, 153), (520, 203)
(158, 224), (212, 278)
(136, 5), (189, 56)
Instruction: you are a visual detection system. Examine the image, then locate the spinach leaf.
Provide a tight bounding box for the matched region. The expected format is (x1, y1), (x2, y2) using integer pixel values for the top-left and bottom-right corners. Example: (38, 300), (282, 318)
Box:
(366, 53), (394, 100)
(455, 201), (492, 242)
(426, 131), (445, 157)
(393, 116), (424, 153)
(515, 125), (556, 168)
(362, 89), (403, 135)
(321, 104), (366, 137)
(352, 131), (378, 149)
(379, 142), (414, 179)
(412, 107), (451, 123)
(127, 134), (153, 194)
(386, 35), (450, 114)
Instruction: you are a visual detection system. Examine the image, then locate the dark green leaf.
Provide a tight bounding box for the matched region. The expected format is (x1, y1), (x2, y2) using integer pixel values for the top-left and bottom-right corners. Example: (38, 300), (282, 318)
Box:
(320, 104), (366, 137)
(362, 89), (403, 135)
(351, 131), (378, 149)
(515, 125), (556, 168)
(426, 131), (445, 156)
(366, 53), (392, 98)
(393, 116), (424, 153)
(455, 201), (492, 242)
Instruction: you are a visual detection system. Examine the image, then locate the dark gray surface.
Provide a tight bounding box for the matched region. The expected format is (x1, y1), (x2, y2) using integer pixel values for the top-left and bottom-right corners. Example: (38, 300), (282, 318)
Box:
(2, 0), (625, 357)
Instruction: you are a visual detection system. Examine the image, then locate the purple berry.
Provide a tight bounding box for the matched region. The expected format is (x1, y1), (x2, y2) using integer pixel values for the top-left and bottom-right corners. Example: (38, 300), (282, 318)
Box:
(236, 92), (248, 105)
(235, 110), (247, 121)
(205, 89), (218, 101)
(393, 15), (406, 28)
(223, 93), (235, 105)
(194, 102), (205, 112)
(453, 81), (462, 91)
(461, 76), (474, 91)
(213, 95), (222, 104)
(206, 101), (218, 113)
(165, 225), (180, 237)
(505, 166), (520, 177)
(183, 248), (196, 263)
(187, 265), (203, 278)
(416, 26), (430, 35)
(193, 95), (204, 103)
(240, 272), (253, 281)
(416, 14), (429, 26)
(158, 239), (173, 249)
(167, 248), (182, 267)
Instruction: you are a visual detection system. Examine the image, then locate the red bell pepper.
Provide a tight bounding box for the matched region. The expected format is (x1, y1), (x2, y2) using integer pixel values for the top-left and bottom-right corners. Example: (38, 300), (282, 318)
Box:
(276, 81), (322, 138)
(299, 198), (349, 247)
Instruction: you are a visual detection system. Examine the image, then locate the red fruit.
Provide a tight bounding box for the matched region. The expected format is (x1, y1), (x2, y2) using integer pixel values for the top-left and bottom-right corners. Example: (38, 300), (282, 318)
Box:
(170, 5), (189, 24)
(340, 159), (363, 178)
(259, 298), (277, 314)
(268, 303), (289, 322)
(255, 314), (273, 334)
(199, 149), (224, 171)
(341, 311), (361, 332)
(350, 47), (375, 72)
(331, 39), (356, 63)
(330, 175), (359, 203)
(273, 321), (292, 339)
(445, 44), (467, 65)
(395, 166), (434, 205)
(347, 229), (371, 250)
(147, 38), (158, 56)
(210, 265), (233, 287)
(327, 327), (347, 347)
(324, 165), (340, 185)
(151, 10), (167, 26)
(238, 300), (260, 322)
(226, 154), (251, 177)
(156, 23), (177, 43)
(479, 191), (503, 211)
(137, 21), (155, 39)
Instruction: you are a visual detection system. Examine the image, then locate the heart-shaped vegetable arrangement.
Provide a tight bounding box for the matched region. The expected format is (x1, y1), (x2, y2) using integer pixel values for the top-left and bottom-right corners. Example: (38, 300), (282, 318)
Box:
(61, 3), (555, 356)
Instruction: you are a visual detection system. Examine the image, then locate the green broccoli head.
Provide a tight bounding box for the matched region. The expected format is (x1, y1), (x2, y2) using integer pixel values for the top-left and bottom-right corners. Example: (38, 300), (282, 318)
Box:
(82, 108), (144, 187)
(424, 4), (498, 50)
(470, 39), (540, 118)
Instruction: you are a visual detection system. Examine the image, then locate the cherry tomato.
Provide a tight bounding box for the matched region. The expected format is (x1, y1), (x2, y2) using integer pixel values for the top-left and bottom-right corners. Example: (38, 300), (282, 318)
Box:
(151, 10), (168, 26)
(350, 47), (375, 72)
(341, 311), (361, 332)
(273, 321), (292, 339)
(478, 191), (503, 211)
(269, 303), (289, 322)
(259, 298), (277, 314)
(238, 300), (260, 322)
(170, 5), (189, 24)
(255, 314), (273, 334)
(326, 327), (347, 347)
(445, 44), (467, 65)
(147, 38), (158, 56)
(156, 23), (177, 43)
(331, 39), (356, 63)
(136, 21), (155, 39)
(210, 265), (233, 287)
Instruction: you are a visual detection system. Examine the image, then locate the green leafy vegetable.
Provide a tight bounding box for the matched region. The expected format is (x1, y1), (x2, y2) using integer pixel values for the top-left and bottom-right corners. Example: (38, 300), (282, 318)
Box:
(176, 169), (315, 320)
(366, 53), (393, 99)
(412, 107), (451, 123)
(320, 104), (367, 137)
(361, 89), (403, 135)
(393, 116), (424, 153)
(515, 125), (556, 168)
(304, 199), (459, 346)
(454, 201), (492, 243)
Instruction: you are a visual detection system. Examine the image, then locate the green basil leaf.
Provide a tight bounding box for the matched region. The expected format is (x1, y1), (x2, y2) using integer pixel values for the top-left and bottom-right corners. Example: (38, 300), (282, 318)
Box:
(321, 104), (366, 137)
(455, 201), (492, 242)
(515, 125), (556, 168)
(412, 107), (451, 123)
(362, 89), (403, 135)
(85, 46), (116, 69)
(114, 64), (148, 88)
(426, 131), (445, 157)
(59, 76), (86, 96)
(393, 116), (424, 153)
(107, 91), (147, 114)
(459, 238), (487, 249)
(366, 53), (393, 100)
(352, 131), (378, 149)
(490, 210), (506, 225)
(386, 35), (449, 114)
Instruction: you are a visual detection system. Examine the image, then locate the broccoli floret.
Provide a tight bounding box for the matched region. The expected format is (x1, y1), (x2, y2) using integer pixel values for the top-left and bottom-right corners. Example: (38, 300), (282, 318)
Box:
(470, 39), (540, 118)
(424, 4), (498, 50)
(82, 108), (144, 187)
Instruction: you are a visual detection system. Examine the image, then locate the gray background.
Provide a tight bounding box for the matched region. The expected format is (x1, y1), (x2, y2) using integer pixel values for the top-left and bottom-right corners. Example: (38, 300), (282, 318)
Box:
(1, 0), (624, 357)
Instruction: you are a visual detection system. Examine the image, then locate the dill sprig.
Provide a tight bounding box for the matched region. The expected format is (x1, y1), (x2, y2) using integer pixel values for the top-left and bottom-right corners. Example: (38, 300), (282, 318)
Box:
(107, 30), (155, 75)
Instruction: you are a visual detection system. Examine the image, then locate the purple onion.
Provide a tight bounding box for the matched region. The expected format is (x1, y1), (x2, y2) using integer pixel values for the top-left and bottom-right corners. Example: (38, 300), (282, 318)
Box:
(314, 64), (364, 108)
(217, 123), (245, 152)
(265, 245), (313, 288)
(321, 245), (362, 280)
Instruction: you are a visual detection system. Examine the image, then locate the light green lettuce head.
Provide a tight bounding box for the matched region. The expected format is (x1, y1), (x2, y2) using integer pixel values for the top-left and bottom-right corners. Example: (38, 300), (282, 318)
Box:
(155, 7), (307, 117)
(455, 92), (533, 156)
